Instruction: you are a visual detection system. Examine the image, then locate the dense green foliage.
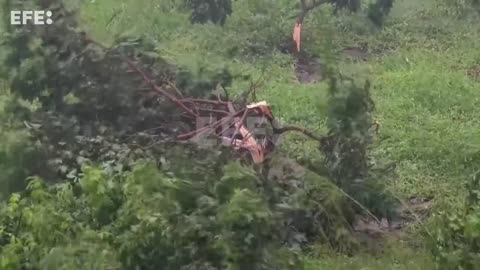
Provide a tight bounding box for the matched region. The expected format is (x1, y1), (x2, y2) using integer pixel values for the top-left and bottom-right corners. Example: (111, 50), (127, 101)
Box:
(436, 0), (480, 16)
(186, 0), (233, 25)
(0, 0), (479, 269)
(429, 172), (480, 269)
(0, 162), (302, 269)
(366, 0), (393, 26)
(330, 0), (361, 12)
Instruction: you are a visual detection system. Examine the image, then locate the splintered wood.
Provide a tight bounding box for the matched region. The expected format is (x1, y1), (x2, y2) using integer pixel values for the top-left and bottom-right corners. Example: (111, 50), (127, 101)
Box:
(177, 99), (275, 164)
(220, 101), (271, 163)
(293, 23), (302, 52)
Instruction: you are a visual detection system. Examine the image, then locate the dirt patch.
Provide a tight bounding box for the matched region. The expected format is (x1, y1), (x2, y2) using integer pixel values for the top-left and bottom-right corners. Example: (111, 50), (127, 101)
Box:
(467, 65), (480, 81)
(354, 196), (433, 236)
(293, 47), (369, 83)
(353, 196), (433, 252)
(342, 47), (369, 61)
(294, 54), (324, 84)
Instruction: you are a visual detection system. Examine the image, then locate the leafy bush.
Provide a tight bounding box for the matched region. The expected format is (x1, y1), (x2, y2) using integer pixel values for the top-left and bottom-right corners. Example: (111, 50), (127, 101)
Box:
(435, 0), (480, 17)
(0, 161), (301, 269)
(318, 70), (398, 222)
(0, 91), (45, 199)
(429, 172), (480, 269)
(219, 0), (293, 57)
(367, 0), (394, 26)
(330, 0), (361, 12)
(186, 0), (233, 25)
(0, 127), (43, 200)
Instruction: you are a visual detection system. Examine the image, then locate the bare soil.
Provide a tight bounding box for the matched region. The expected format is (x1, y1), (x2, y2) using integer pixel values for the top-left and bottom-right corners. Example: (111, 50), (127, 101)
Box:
(342, 47), (370, 61)
(293, 47), (370, 84)
(294, 54), (324, 84)
(353, 196), (433, 253)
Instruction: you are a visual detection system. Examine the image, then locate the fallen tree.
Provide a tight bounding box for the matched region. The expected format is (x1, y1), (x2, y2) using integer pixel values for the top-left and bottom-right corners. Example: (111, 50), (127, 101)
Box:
(87, 38), (328, 164)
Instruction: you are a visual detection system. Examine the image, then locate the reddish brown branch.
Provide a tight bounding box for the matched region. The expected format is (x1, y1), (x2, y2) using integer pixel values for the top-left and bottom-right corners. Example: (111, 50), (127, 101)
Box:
(177, 109), (246, 140)
(231, 109), (249, 143)
(124, 59), (198, 118)
(195, 108), (230, 115)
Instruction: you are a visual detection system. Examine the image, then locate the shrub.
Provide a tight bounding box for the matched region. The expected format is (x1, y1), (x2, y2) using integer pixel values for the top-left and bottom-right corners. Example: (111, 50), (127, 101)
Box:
(0, 161), (301, 270)
(429, 172), (480, 269)
(367, 0), (394, 26)
(186, 0), (233, 25)
(435, 0), (480, 17)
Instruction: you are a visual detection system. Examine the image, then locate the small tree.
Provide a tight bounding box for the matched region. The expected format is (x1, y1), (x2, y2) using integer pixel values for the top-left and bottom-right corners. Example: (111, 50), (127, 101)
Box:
(367, 0), (394, 26)
(186, 0), (233, 25)
(429, 172), (480, 270)
(292, 0), (395, 52)
(318, 66), (397, 223)
(331, 0), (361, 12)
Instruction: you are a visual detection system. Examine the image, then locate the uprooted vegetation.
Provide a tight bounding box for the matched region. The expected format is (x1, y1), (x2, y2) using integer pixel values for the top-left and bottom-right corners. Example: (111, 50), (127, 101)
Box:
(1, 0), (480, 269)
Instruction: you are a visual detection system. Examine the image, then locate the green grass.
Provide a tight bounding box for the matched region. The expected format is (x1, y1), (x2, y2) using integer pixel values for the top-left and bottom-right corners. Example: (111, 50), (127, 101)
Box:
(303, 235), (435, 269)
(75, 0), (480, 268)
(304, 250), (433, 270)
(372, 50), (480, 197)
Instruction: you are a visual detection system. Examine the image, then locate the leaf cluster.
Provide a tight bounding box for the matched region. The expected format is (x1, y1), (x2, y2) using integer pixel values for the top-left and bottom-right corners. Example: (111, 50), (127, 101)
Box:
(186, 0), (233, 25)
(0, 161), (302, 270)
(429, 172), (480, 270)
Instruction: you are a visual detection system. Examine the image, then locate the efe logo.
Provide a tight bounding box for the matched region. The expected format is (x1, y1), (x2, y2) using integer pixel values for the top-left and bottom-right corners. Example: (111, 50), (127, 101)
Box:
(10, 11), (53, 25)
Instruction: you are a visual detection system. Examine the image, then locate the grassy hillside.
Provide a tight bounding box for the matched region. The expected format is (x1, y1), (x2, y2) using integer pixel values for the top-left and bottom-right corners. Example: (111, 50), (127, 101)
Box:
(80, 0), (480, 198)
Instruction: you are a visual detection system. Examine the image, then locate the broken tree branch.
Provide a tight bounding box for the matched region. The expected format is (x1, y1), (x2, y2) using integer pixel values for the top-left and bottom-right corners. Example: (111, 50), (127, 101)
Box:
(274, 125), (324, 142)
(124, 59), (199, 118)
